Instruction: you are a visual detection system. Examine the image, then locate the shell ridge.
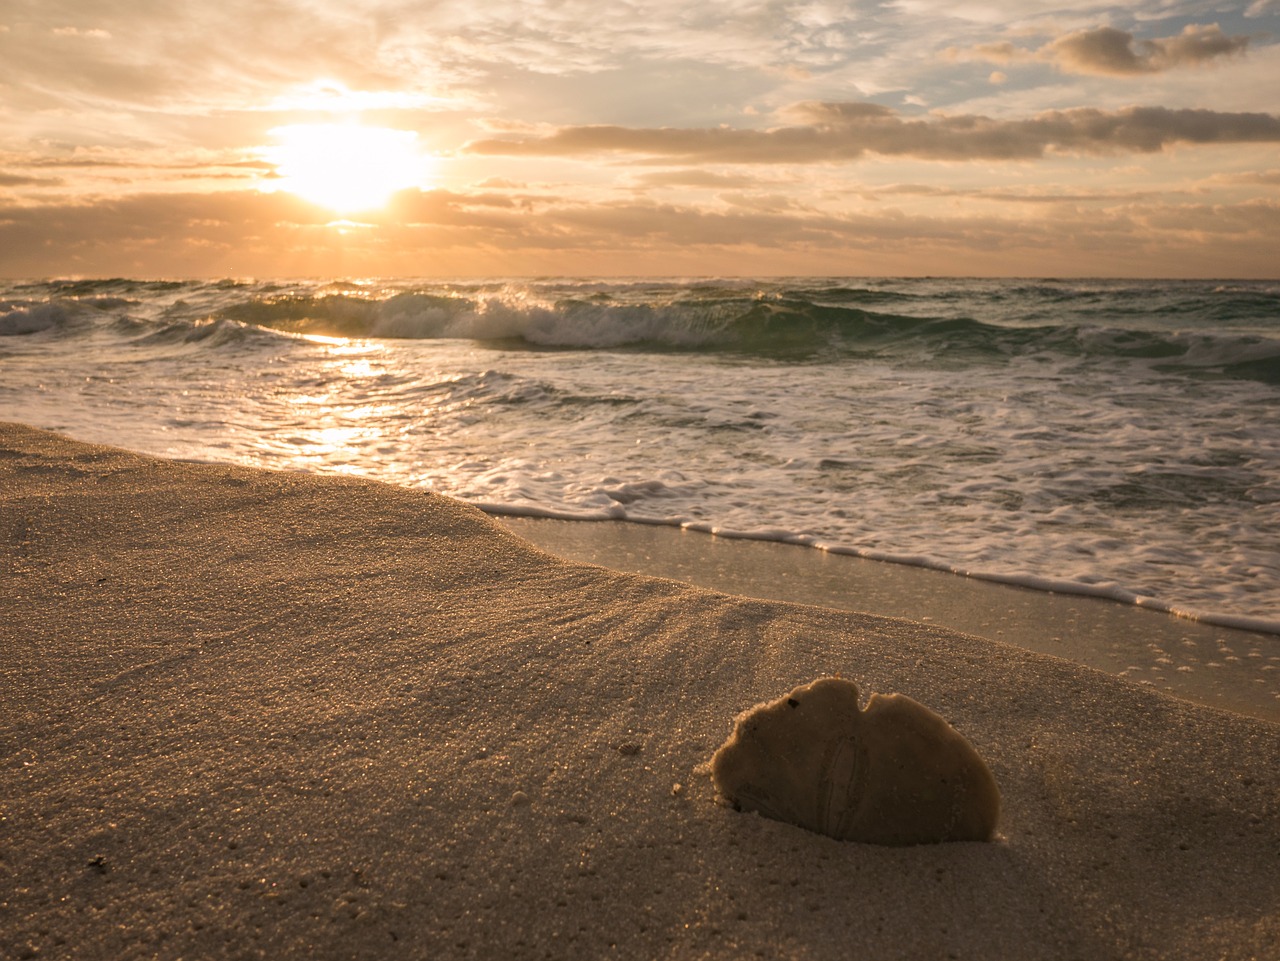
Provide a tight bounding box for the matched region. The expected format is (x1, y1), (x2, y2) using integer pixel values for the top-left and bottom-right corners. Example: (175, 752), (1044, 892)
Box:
(818, 736), (867, 839)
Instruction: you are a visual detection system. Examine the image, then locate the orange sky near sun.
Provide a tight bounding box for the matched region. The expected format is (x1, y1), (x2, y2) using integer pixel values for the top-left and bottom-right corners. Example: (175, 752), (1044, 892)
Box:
(2, 1), (1279, 278)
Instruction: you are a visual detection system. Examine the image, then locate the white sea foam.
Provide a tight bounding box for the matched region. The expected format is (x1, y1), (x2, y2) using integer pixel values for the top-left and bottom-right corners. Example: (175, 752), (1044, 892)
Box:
(0, 302), (71, 335)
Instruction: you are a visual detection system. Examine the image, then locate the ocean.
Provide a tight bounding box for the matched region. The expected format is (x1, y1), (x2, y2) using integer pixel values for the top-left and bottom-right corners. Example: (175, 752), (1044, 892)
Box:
(3, 277), (1278, 639)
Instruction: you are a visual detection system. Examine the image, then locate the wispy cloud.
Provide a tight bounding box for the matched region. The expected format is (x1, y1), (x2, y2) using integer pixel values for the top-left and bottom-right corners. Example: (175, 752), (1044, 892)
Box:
(1207, 168), (1280, 186)
(50, 26), (111, 38)
(632, 170), (767, 188)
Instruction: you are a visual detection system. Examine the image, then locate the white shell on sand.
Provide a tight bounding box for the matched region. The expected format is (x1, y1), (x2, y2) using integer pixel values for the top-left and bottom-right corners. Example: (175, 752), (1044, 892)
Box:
(710, 677), (1000, 845)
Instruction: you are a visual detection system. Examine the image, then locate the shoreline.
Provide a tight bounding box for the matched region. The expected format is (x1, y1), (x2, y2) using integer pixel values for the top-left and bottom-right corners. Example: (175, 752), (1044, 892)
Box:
(500, 516), (1280, 722)
(3, 422), (1278, 960)
(486, 505), (1280, 638)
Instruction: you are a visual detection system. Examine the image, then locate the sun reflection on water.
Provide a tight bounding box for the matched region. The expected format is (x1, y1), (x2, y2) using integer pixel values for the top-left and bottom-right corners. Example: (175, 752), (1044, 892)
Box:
(276, 340), (407, 476)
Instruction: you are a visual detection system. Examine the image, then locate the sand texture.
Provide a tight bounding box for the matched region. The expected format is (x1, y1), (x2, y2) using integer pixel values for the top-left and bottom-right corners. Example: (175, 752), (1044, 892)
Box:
(499, 516), (1280, 722)
(2, 422), (1278, 961)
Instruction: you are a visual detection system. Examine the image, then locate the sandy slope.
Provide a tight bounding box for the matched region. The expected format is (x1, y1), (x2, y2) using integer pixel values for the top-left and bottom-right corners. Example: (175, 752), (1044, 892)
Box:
(2, 422), (1277, 960)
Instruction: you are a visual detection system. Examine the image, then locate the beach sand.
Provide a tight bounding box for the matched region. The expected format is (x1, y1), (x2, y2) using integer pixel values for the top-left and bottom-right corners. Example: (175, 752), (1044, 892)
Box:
(2, 421), (1277, 960)
(499, 517), (1280, 722)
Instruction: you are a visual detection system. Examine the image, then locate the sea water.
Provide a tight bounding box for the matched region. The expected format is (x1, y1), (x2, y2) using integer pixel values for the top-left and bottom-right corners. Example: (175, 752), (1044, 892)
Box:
(2, 277), (1278, 639)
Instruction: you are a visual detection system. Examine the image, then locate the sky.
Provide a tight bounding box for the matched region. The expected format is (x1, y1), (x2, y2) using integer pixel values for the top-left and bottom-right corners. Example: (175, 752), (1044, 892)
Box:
(1, 0), (1278, 278)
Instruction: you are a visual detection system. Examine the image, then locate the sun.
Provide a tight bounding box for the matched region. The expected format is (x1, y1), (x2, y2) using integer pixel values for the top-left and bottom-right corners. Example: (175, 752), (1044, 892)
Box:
(263, 122), (427, 214)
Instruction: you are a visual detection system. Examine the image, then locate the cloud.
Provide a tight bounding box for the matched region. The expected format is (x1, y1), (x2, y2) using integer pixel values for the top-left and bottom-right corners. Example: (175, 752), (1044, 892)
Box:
(51, 26), (112, 38)
(949, 41), (1031, 66)
(1048, 24), (1251, 76)
(1209, 169), (1280, 186)
(471, 177), (527, 189)
(948, 23), (1253, 77)
(464, 102), (1280, 164)
(3, 187), (1279, 278)
(0, 173), (64, 187)
(717, 192), (810, 212)
(633, 170), (764, 188)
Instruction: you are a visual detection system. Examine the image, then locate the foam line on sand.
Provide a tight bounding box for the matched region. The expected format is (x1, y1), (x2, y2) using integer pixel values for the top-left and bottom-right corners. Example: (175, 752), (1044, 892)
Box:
(2, 423), (1278, 961)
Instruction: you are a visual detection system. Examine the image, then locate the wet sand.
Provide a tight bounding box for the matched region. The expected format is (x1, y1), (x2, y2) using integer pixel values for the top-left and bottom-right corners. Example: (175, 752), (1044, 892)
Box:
(500, 516), (1280, 721)
(3, 422), (1278, 961)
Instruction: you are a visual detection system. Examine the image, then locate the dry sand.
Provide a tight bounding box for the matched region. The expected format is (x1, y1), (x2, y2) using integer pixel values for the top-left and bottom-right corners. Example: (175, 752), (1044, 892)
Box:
(2, 421), (1277, 961)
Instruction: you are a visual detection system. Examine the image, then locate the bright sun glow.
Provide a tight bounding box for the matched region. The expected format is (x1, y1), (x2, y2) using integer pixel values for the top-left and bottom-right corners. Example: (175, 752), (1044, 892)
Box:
(263, 123), (426, 213)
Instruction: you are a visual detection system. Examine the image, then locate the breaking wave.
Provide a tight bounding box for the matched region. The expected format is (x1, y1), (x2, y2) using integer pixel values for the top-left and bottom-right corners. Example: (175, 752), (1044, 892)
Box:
(5, 278), (1277, 383)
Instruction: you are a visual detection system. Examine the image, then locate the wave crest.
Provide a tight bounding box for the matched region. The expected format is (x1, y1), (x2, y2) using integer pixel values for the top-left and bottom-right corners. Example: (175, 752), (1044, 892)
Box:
(6, 279), (1278, 383)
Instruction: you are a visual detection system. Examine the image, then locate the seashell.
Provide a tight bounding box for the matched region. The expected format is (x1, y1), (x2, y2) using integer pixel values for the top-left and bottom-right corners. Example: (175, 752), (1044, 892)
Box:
(710, 677), (1000, 845)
